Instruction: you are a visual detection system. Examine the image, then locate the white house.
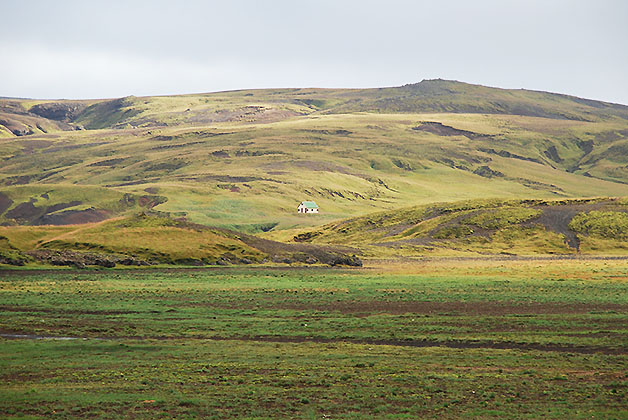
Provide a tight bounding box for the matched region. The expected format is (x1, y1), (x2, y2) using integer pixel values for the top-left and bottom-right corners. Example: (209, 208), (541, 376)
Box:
(297, 201), (319, 214)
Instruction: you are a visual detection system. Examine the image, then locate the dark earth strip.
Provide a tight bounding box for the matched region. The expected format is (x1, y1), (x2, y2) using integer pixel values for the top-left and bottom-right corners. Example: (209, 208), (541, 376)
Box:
(5, 301), (627, 316)
(181, 300), (628, 316)
(1, 333), (625, 355)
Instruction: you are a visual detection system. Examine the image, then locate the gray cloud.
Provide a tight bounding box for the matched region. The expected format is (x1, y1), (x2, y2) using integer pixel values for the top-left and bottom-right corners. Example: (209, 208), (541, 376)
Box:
(1, 0), (627, 103)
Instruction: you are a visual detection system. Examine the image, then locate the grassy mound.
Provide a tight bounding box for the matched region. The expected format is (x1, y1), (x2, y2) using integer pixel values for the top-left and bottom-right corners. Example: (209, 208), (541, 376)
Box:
(0, 214), (362, 268)
(287, 197), (628, 257)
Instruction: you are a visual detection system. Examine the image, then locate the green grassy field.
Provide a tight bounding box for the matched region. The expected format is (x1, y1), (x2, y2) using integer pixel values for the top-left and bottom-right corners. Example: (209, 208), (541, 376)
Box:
(1, 261), (627, 418)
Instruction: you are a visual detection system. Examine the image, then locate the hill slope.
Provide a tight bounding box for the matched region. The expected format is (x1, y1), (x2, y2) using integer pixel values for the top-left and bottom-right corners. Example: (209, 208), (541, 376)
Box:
(286, 197), (628, 257)
(4, 79), (628, 133)
(0, 214), (360, 267)
(1, 80), (628, 233)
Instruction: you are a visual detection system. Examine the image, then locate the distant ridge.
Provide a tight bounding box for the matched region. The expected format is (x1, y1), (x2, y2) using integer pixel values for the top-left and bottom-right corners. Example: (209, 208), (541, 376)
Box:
(319, 79), (628, 121)
(3, 79), (628, 124)
(405, 79), (628, 107)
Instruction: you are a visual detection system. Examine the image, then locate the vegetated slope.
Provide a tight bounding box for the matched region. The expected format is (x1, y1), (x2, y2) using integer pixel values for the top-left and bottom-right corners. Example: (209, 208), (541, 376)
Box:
(323, 80), (628, 120)
(290, 198), (628, 257)
(4, 79), (627, 132)
(1, 80), (628, 232)
(0, 214), (361, 267)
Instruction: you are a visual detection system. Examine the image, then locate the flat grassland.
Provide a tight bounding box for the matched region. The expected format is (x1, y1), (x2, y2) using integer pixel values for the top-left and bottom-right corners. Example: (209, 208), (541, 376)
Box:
(1, 260), (627, 419)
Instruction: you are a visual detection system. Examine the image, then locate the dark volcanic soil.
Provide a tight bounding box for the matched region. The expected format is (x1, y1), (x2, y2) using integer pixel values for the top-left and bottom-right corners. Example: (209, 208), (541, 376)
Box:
(34, 208), (111, 225)
(3, 199), (109, 225)
(0, 192), (13, 215)
(5, 200), (41, 222)
(0, 331), (623, 355)
(184, 299), (628, 316)
(412, 122), (491, 140)
(528, 200), (620, 249)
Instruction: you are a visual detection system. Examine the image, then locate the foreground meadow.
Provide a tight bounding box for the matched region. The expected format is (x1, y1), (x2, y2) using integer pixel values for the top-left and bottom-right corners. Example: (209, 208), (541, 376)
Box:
(1, 259), (627, 418)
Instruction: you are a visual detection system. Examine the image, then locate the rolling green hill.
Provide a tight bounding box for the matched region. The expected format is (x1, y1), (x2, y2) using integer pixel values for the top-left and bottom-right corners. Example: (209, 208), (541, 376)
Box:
(1, 79), (628, 239)
(0, 214), (361, 267)
(286, 197), (628, 257)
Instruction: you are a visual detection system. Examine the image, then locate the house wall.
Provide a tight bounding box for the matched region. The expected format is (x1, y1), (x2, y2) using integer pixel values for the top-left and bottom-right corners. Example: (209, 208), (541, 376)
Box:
(297, 205), (319, 214)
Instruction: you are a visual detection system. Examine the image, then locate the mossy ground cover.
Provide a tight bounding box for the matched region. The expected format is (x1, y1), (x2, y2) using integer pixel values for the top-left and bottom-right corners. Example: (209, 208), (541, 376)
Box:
(1, 260), (627, 418)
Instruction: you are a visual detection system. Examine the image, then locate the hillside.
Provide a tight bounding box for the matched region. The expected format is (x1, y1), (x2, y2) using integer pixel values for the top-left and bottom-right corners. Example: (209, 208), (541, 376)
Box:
(0, 214), (360, 267)
(1, 80), (628, 234)
(285, 197), (628, 257)
(4, 80), (628, 133)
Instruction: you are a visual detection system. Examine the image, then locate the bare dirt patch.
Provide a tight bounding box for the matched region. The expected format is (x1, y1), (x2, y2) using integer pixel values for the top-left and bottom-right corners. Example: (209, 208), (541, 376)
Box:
(3, 200), (92, 224)
(221, 227), (361, 266)
(473, 165), (505, 178)
(186, 299), (628, 316)
(35, 208), (111, 225)
(0, 305), (139, 315)
(87, 158), (126, 167)
(137, 195), (167, 209)
(1, 332), (623, 355)
(5, 200), (41, 222)
(223, 336), (628, 355)
(412, 122), (491, 140)
(3, 175), (32, 186)
(479, 147), (544, 164)
(526, 200), (621, 249)
(45, 201), (82, 214)
(0, 192), (13, 215)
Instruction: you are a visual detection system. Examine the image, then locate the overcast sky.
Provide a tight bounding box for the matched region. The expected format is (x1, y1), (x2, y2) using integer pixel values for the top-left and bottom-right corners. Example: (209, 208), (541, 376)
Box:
(1, 0), (627, 104)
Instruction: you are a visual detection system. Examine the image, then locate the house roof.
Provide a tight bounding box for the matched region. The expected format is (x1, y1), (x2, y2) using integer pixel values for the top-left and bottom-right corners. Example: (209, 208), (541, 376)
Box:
(300, 201), (319, 209)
